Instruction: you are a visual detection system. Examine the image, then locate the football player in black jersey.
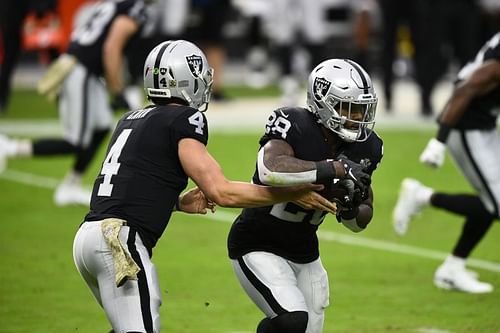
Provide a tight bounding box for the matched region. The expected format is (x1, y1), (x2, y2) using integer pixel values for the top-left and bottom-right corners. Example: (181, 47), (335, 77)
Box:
(0, 0), (147, 205)
(393, 31), (500, 294)
(227, 59), (383, 333)
(72, 40), (337, 333)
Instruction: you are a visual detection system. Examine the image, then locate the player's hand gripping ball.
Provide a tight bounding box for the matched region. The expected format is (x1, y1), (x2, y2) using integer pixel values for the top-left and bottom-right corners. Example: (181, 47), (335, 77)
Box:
(320, 179), (364, 212)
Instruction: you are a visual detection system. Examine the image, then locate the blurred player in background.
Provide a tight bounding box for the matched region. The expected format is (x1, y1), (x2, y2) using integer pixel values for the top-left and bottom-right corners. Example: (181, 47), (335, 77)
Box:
(148, 0), (232, 100)
(228, 59), (383, 333)
(377, 0), (432, 116)
(250, 0), (330, 106)
(73, 39), (336, 332)
(0, 0), (148, 206)
(0, 0), (58, 114)
(351, 0), (379, 71)
(187, 0), (232, 100)
(393, 31), (500, 294)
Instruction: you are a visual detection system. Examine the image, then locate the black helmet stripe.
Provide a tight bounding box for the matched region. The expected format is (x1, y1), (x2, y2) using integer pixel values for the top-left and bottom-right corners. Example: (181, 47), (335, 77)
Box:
(153, 42), (171, 89)
(345, 59), (369, 94)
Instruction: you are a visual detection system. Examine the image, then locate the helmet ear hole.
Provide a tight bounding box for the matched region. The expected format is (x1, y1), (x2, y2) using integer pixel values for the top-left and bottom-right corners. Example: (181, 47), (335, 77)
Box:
(194, 79), (199, 94)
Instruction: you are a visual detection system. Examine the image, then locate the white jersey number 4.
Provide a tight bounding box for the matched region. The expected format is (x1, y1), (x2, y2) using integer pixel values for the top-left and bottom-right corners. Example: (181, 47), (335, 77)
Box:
(188, 111), (205, 135)
(97, 129), (132, 197)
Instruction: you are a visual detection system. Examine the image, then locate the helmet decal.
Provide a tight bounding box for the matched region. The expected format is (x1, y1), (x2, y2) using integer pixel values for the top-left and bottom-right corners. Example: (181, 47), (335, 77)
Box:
(313, 77), (331, 101)
(144, 40), (213, 111)
(186, 55), (203, 77)
(152, 42), (171, 89)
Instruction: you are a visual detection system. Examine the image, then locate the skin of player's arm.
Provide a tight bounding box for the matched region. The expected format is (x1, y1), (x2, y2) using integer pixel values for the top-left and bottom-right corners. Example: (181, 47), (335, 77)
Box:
(440, 59), (500, 126)
(263, 139), (317, 173)
(178, 138), (336, 213)
(261, 139), (346, 182)
(102, 15), (139, 95)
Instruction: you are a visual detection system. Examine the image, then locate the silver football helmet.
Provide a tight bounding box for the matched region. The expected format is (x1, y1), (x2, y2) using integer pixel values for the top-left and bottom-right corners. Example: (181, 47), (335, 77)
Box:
(143, 40), (214, 111)
(306, 59), (377, 142)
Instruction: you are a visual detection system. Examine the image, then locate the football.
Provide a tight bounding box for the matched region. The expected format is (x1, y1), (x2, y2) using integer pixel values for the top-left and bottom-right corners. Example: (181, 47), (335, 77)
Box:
(318, 180), (351, 203)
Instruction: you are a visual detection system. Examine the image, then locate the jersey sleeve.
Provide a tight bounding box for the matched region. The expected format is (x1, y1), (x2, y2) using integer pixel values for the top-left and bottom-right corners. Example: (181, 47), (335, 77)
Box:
(171, 108), (209, 146)
(490, 45), (500, 60)
(119, 0), (147, 26)
(259, 108), (302, 147)
(487, 32), (500, 60)
(340, 129), (383, 176)
(365, 131), (384, 175)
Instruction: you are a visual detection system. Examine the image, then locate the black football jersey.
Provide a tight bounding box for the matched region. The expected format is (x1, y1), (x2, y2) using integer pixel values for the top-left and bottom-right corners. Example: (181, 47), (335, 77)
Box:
(85, 104), (209, 252)
(68, 0), (147, 76)
(455, 31), (500, 130)
(227, 107), (383, 263)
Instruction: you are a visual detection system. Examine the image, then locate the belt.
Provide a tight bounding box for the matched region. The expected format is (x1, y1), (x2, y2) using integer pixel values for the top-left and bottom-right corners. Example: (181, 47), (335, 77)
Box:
(85, 219), (129, 226)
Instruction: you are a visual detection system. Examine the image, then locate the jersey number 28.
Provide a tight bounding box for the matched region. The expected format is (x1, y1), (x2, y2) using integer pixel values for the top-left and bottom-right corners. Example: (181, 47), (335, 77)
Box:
(270, 203), (326, 226)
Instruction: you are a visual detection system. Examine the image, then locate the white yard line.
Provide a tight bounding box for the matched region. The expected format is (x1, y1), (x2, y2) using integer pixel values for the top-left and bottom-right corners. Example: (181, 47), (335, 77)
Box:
(415, 328), (454, 333)
(204, 211), (500, 273)
(2, 168), (500, 273)
(0, 120), (63, 137)
(229, 327), (454, 333)
(228, 327), (454, 333)
(0, 169), (60, 189)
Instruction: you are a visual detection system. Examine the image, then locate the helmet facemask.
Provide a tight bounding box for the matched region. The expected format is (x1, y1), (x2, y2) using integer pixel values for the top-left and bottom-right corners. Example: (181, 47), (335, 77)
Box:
(320, 95), (377, 142)
(197, 67), (214, 112)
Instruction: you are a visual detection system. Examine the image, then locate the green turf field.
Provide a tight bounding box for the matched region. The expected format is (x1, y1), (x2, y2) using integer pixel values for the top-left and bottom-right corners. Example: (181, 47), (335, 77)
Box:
(1, 90), (499, 333)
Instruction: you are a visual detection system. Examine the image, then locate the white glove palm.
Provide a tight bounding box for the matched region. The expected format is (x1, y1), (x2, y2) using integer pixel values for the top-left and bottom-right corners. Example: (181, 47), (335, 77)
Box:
(419, 138), (446, 168)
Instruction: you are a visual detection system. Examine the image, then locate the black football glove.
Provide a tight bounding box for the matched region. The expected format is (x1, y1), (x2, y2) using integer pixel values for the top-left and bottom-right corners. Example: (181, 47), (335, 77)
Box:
(332, 179), (362, 222)
(332, 179), (355, 210)
(337, 155), (371, 197)
(333, 179), (364, 211)
(111, 93), (131, 112)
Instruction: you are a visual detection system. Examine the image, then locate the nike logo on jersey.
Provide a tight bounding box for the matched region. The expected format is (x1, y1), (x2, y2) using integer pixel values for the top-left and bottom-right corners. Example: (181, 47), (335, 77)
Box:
(279, 110), (289, 118)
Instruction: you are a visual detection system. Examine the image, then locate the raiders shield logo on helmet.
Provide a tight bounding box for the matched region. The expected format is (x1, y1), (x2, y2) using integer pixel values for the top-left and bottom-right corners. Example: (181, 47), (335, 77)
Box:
(186, 55), (203, 77)
(313, 77), (331, 101)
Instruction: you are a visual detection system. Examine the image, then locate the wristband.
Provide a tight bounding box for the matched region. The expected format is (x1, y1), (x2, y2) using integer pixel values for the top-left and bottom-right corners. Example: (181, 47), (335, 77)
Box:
(436, 123), (451, 143)
(175, 197), (181, 211)
(315, 159), (336, 182)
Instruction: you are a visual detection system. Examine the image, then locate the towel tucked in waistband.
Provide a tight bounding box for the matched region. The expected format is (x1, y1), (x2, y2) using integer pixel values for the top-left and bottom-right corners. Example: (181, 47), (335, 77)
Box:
(101, 218), (141, 287)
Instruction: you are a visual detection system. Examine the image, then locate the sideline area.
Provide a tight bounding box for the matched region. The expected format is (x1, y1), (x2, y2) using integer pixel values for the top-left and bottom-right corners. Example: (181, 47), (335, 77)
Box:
(3, 60), (454, 135)
(0, 78), (449, 136)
